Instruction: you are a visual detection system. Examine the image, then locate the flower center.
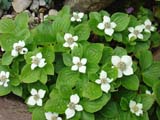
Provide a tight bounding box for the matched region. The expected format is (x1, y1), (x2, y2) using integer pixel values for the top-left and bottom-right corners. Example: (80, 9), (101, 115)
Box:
(133, 30), (140, 36)
(0, 75), (7, 82)
(117, 62), (126, 71)
(15, 46), (23, 52)
(132, 105), (139, 112)
(34, 94), (40, 101)
(51, 116), (57, 120)
(101, 78), (107, 84)
(104, 22), (111, 28)
(73, 14), (79, 20)
(67, 37), (74, 45)
(68, 102), (76, 109)
(146, 25), (151, 30)
(77, 62), (83, 67)
(32, 58), (40, 65)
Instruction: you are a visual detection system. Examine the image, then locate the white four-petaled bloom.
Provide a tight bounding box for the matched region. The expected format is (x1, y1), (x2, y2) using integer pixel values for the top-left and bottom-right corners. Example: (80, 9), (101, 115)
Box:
(129, 100), (143, 116)
(65, 94), (83, 119)
(0, 71), (10, 87)
(97, 16), (117, 36)
(71, 56), (87, 73)
(144, 19), (155, 33)
(27, 88), (46, 106)
(111, 55), (133, 78)
(45, 112), (62, 120)
(95, 70), (113, 93)
(71, 12), (84, 22)
(31, 52), (46, 70)
(11, 40), (28, 57)
(128, 25), (144, 40)
(63, 33), (78, 49)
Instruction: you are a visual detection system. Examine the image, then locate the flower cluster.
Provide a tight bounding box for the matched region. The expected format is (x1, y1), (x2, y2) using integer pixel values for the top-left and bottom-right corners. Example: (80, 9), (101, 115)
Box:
(128, 19), (155, 41)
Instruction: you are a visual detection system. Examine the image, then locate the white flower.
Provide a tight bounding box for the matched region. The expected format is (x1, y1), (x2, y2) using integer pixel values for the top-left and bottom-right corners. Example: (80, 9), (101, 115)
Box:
(63, 33), (78, 49)
(95, 70), (113, 93)
(27, 88), (46, 106)
(71, 56), (87, 73)
(128, 25), (144, 40)
(71, 12), (84, 22)
(0, 71), (10, 87)
(31, 52), (46, 70)
(1, 47), (4, 52)
(97, 16), (117, 36)
(65, 94), (83, 119)
(11, 40), (28, 57)
(111, 55), (133, 78)
(144, 19), (155, 33)
(45, 112), (62, 120)
(129, 100), (143, 116)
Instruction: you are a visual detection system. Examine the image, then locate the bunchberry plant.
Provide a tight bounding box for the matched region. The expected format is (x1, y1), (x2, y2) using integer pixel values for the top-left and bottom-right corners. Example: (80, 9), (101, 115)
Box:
(0, 6), (160, 120)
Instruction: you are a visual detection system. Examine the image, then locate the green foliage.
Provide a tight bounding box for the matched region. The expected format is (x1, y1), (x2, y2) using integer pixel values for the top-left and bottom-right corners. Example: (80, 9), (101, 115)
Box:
(0, 5), (159, 120)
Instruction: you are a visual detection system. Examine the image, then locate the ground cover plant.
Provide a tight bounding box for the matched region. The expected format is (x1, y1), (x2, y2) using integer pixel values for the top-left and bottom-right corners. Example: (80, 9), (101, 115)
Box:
(0, 5), (160, 120)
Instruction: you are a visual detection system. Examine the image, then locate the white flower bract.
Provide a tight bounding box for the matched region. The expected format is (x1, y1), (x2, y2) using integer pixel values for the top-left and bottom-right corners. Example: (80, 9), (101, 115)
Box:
(65, 94), (83, 119)
(45, 112), (62, 120)
(71, 12), (84, 22)
(95, 70), (113, 93)
(63, 33), (78, 49)
(31, 52), (46, 70)
(128, 25), (144, 40)
(111, 55), (133, 78)
(27, 88), (46, 106)
(129, 100), (143, 116)
(11, 40), (28, 57)
(71, 56), (87, 73)
(144, 19), (155, 33)
(97, 16), (117, 36)
(0, 71), (10, 87)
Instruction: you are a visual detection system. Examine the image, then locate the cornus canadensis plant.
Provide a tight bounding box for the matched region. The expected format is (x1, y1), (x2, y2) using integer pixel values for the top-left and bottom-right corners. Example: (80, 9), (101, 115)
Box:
(0, 6), (159, 120)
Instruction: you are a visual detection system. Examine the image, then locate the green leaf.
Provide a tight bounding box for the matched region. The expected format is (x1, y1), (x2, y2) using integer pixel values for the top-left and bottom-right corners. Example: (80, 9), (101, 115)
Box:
(120, 97), (129, 111)
(0, 85), (11, 96)
(121, 75), (139, 91)
(32, 22), (56, 44)
(74, 23), (90, 41)
(84, 43), (104, 64)
(156, 107), (160, 120)
(113, 47), (127, 56)
(44, 89), (68, 114)
(113, 33), (123, 42)
(100, 46), (113, 64)
(100, 101), (119, 119)
(81, 93), (111, 113)
(1, 52), (14, 65)
(111, 12), (130, 32)
(140, 94), (155, 111)
(21, 65), (41, 83)
(62, 53), (72, 66)
(139, 50), (153, 71)
(0, 19), (15, 33)
(32, 108), (46, 120)
(56, 68), (79, 89)
(52, 14), (70, 34)
(11, 85), (22, 97)
(81, 111), (95, 120)
(15, 12), (29, 29)
(153, 81), (160, 105)
(142, 62), (160, 87)
(82, 82), (102, 100)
